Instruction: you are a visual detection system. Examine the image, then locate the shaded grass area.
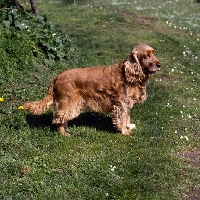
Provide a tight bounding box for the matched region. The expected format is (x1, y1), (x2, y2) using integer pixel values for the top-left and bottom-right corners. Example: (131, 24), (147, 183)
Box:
(0, 0), (199, 199)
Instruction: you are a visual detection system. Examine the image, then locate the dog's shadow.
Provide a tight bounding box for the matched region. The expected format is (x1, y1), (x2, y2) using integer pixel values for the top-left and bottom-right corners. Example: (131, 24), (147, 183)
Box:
(26, 112), (115, 134)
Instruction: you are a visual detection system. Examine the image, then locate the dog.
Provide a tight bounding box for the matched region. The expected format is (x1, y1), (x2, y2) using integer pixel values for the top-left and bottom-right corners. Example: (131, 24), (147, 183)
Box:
(23, 44), (161, 137)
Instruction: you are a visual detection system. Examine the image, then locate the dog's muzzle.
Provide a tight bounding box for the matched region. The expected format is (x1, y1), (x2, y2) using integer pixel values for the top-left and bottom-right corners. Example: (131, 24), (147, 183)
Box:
(156, 63), (161, 70)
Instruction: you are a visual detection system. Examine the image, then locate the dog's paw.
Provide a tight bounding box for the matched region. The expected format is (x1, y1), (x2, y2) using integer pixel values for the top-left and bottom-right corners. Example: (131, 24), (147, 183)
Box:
(62, 132), (71, 137)
(126, 123), (136, 130)
(57, 124), (71, 137)
(122, 128), (132, 136)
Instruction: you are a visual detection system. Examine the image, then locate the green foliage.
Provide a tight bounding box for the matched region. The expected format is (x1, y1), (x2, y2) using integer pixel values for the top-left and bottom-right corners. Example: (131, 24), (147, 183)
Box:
(0, 0), (12, 8)
(0, 6), (75, 63)
(0, 29), (33, 71)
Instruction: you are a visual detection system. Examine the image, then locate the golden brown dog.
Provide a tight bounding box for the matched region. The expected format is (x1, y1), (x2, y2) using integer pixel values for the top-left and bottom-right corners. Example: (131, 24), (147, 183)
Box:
(24, 44), (161, 136)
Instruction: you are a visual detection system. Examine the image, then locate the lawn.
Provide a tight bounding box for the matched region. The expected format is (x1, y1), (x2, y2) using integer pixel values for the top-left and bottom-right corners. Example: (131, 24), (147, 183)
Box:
(0, 0), (199, 199)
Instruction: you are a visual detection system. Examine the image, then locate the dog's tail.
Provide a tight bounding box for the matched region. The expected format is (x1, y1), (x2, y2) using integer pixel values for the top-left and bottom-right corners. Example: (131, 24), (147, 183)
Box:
(23, 81), (54, 115)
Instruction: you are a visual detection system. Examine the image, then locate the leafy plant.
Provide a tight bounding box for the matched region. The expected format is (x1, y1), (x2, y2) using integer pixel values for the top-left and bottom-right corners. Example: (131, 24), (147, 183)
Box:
(0, 5), (75, 63)
(0, 0), (13, 8)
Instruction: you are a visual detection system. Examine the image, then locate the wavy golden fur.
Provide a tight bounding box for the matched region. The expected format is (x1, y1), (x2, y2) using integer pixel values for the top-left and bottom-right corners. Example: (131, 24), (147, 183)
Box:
(24, 44), (161, 136)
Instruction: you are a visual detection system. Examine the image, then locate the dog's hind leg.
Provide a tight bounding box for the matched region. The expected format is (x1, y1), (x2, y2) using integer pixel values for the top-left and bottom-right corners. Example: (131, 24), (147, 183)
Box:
(56, 122), (71, 137)
(52, 98), (81, 137)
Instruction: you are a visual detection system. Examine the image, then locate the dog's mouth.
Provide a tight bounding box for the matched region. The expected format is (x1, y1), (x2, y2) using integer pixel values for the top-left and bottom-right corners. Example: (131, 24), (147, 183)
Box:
(150, 70), (157, 74)
(145, 64), (161, 74)
(144, 67), (158, 74)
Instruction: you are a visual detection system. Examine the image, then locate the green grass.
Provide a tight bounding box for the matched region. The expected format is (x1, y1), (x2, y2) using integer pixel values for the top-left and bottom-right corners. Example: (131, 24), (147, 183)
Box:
(0, 0), (200, 199)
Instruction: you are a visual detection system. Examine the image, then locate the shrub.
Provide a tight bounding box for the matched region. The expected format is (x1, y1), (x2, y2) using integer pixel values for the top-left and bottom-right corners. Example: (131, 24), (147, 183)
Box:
(0, 5), (75, 64)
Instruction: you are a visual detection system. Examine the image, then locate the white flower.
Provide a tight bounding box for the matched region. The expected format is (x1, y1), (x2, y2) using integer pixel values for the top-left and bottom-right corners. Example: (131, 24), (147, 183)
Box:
(110, 165), (116, 172)
(167, 103), (171, 107)
(185, 136), (189, 141)
(180, 136), (189, 141)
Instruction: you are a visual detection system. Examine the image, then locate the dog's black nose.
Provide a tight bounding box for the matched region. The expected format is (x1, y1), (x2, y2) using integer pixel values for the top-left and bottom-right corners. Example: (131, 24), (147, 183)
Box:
(156, 63), (161, 68)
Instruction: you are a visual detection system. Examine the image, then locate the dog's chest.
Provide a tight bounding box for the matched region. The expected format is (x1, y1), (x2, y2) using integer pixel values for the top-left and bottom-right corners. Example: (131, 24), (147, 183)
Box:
(125, 85), (147, 107)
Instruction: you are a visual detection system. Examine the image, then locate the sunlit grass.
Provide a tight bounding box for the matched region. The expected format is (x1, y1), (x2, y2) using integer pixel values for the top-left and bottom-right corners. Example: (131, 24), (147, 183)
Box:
(0, 0), (199, 199)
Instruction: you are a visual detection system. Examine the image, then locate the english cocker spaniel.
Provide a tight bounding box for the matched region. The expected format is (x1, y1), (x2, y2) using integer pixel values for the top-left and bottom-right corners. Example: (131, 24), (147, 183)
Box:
(23, 44), (161, 136)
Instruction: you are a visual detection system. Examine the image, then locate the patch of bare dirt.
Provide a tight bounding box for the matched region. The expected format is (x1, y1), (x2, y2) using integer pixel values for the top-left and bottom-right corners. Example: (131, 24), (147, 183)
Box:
(183, 187), (200, 200)
(133, 16), (157, 24)
(176, 148), (200, 168)
(118, 10), (157, 24)
(176, 148), (200, 200)
(160, 75), (180, 83)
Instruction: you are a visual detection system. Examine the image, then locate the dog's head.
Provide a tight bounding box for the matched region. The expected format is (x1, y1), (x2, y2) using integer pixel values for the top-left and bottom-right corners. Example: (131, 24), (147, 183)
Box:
(132, 44), (161, 74)
(124, 44), (161, 83)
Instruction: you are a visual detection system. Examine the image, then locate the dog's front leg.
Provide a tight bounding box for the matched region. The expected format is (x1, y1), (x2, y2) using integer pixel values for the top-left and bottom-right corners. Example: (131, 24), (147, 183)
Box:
(112, 105), (132, 135)
(126, 108), (136, 130)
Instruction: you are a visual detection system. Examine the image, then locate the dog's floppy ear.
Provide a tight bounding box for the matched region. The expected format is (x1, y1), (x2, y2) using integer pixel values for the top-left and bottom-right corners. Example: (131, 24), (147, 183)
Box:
(132, 49), (140, 66)
(124, 48), (145, 83)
